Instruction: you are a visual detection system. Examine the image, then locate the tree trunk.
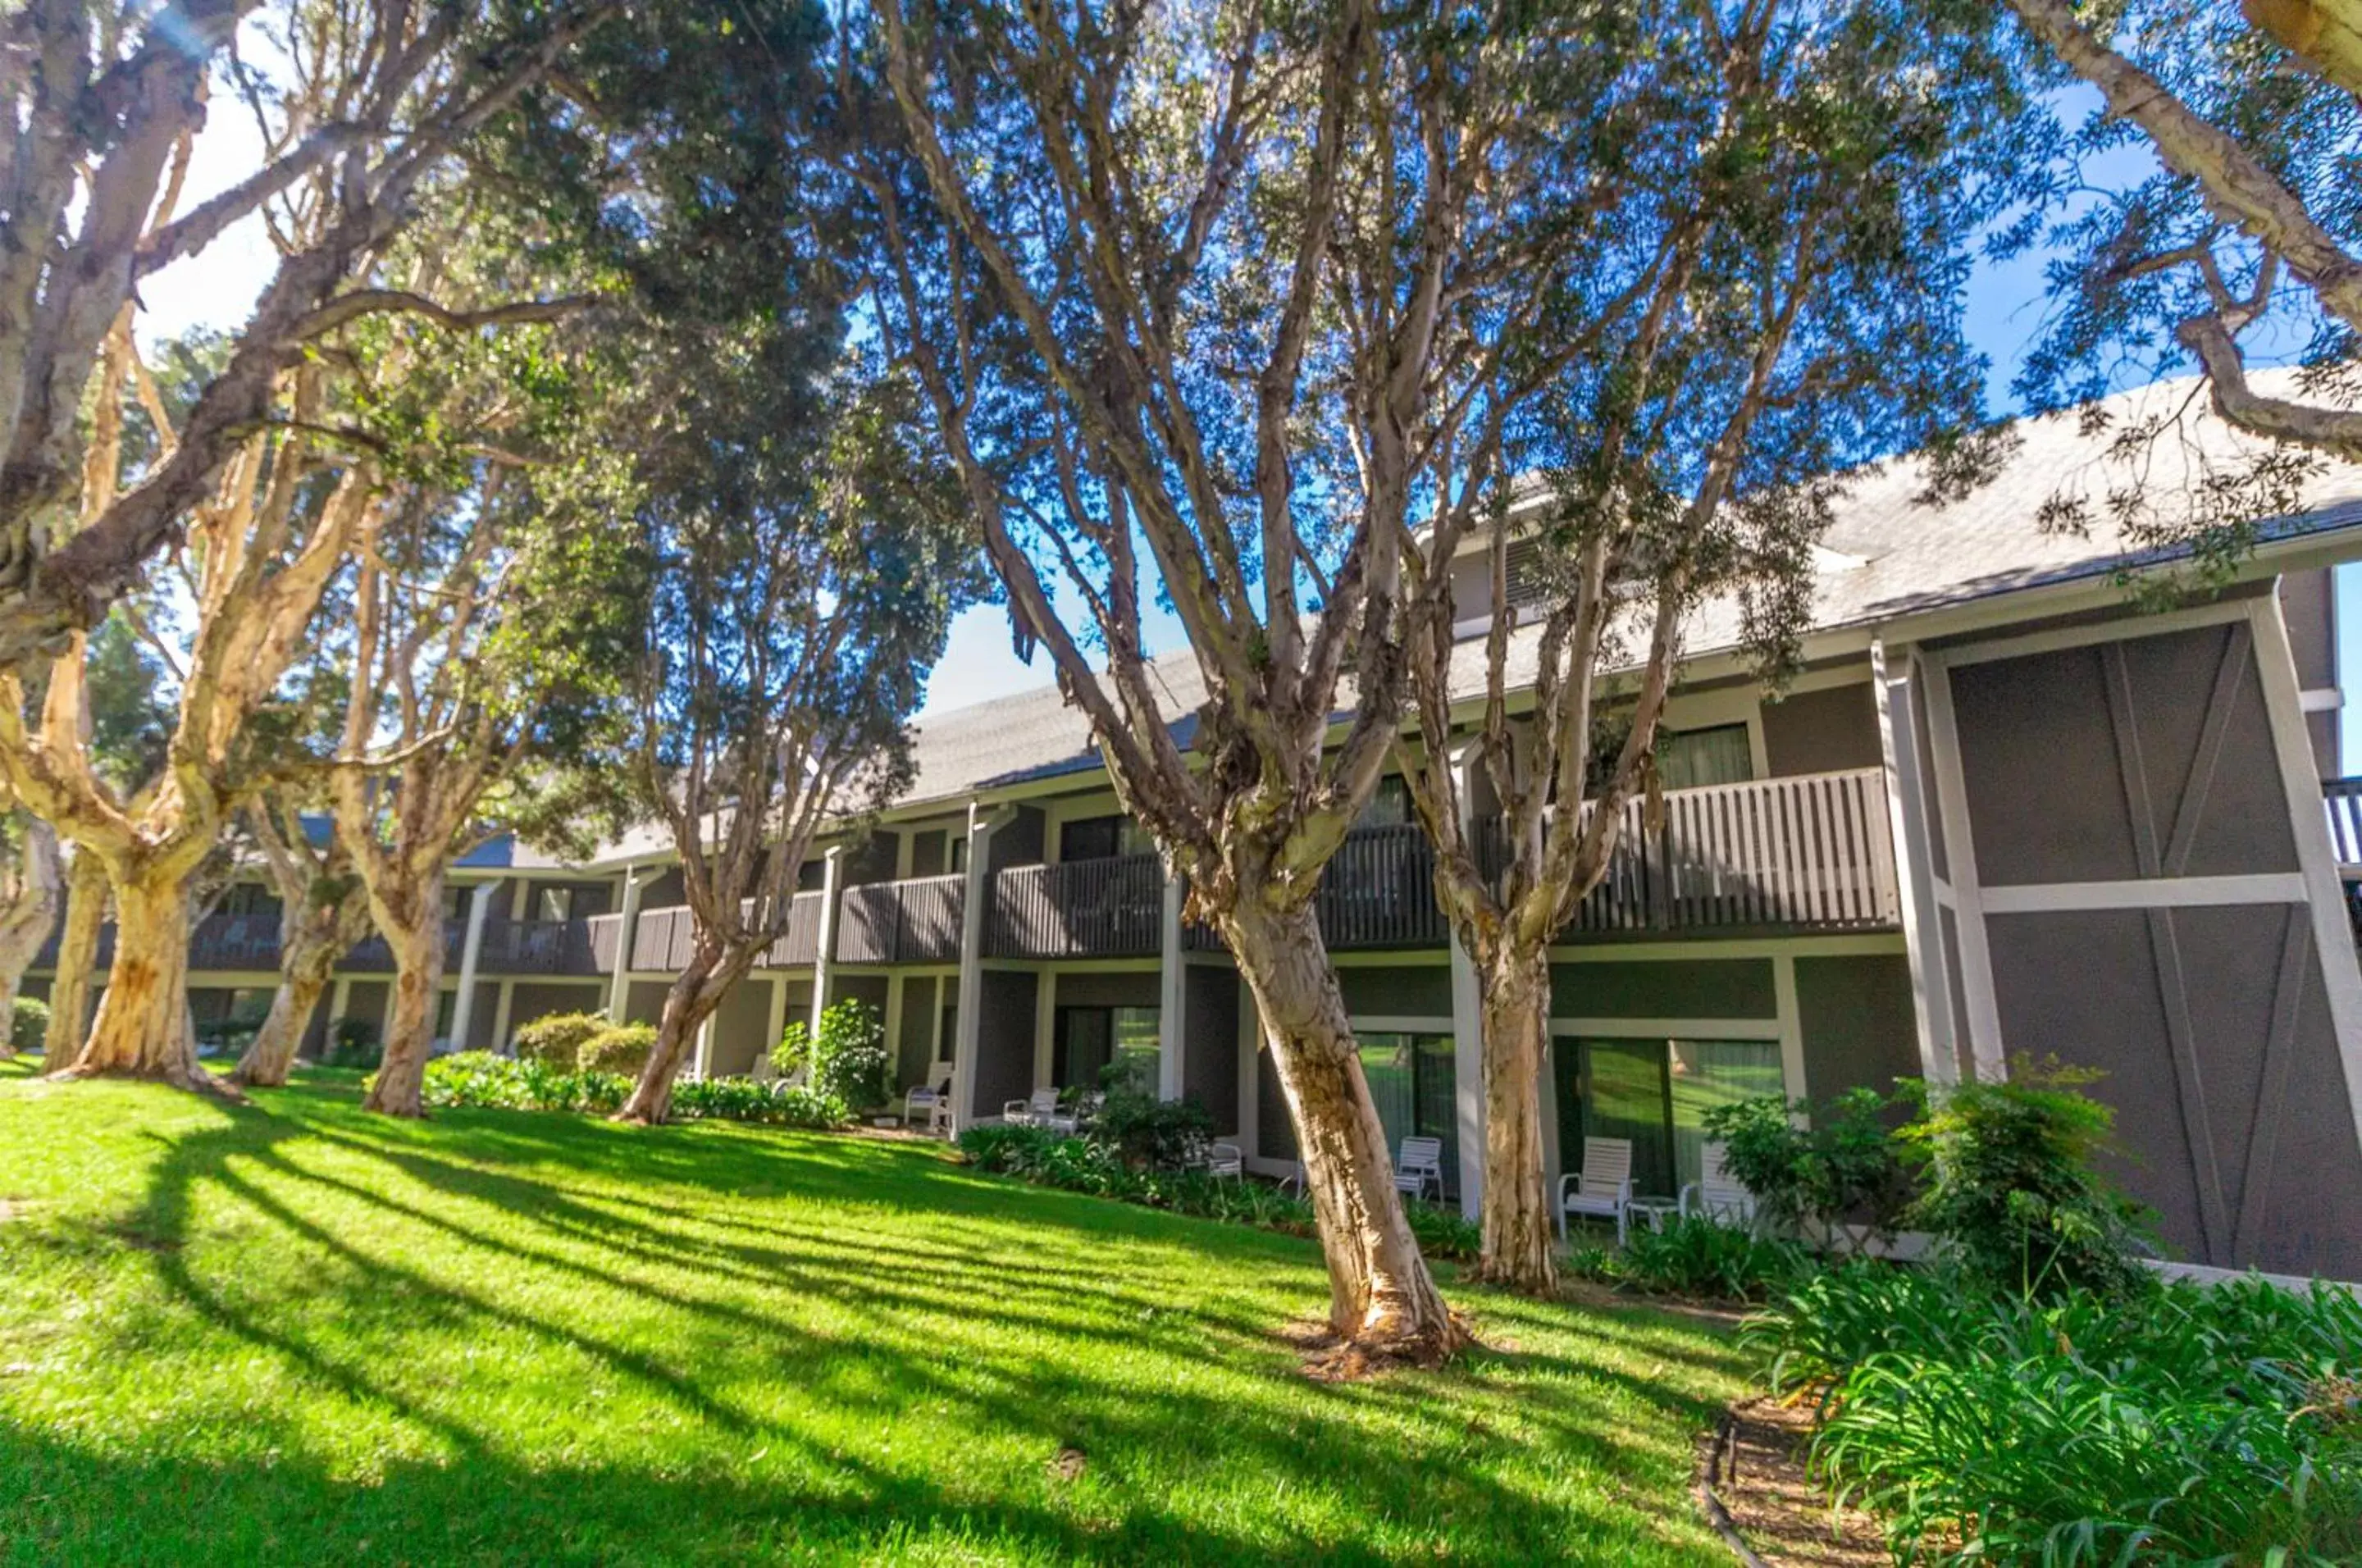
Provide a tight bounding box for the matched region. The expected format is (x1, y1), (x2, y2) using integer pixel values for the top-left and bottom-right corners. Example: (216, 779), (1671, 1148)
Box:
(53, 868), (227, 1095)
(618, 940), (752, 1125)
(363, 907), (445, 1117)
(0, 821), (61, 1058)
(1471, 934), (1556, 1292)
(1223, 897), (1461, 1358)
(230, 936), (337, 1088)
(43, 851), (105, 1062)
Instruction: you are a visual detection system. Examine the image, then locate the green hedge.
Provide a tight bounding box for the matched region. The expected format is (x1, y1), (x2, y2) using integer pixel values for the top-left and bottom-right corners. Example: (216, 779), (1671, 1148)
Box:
(417, 1052), (845, 1127)
(11, 996), (48, 1054)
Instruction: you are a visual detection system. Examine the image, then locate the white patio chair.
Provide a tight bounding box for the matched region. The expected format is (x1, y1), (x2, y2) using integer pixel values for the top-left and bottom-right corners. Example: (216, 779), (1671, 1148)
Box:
(1557, 1136), (1636, 1247)
(903, 1065), (955, 1133)
(1679, 1141), (1758, 1229)
(1003, 1087), (1061, 1126)
(1206, 1142), (1244, 1181)
(1049, 1090), (1103, 1136)
(1393, 1136), (1446, 1203)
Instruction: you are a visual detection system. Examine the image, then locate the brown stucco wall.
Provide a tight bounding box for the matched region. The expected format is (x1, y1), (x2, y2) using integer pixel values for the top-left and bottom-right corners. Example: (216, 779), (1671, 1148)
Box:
(971, 969), (1039, 1117)
(1795, 954), (1920, 1102)
(1550, 958), (1776, 1019)
(1340, 964), (1453, 1019)
(1762, 682), (1881, 777)
(1184, 964), (1240, 1133)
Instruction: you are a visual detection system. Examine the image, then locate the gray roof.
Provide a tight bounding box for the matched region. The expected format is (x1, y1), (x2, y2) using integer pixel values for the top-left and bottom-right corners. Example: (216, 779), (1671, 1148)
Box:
(896, 370), (2362, 809)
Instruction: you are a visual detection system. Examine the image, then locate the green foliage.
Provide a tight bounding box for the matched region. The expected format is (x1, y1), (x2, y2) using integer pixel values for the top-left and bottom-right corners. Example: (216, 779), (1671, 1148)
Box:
(325, 1019), (381, 1071)
(1899, 1057), (2152, 1297)
(666, 1076), (846, 1128)
(576, 1023), (656, 1078)
(1750, 1265), (2362, 1564)
(1703, 1087), (1916, 1239)
(421, 1052), (633, 1114)
(1088, 1078), (1213, 1170)
(1612, 1217), (1811, 1304)
(799, 1000), (889, 1114)
(511, 1011), (609, 1067)
(10, 997), (47, 1055)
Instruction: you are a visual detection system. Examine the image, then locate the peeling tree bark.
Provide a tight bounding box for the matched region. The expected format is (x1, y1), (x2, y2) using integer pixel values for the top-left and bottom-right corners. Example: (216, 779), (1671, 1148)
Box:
(618, 941), (749, 1125)
(57, 862), (219, 1093)
(361, 880), (446, 1118)
(42, 850), (105, 1062)
(0, 820), (61, 1056)
(1471, 939), (1554, 1290)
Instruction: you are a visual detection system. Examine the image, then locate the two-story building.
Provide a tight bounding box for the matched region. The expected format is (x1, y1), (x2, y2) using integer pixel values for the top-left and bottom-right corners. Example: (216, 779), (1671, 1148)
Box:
(30, 377), (2362, 1280)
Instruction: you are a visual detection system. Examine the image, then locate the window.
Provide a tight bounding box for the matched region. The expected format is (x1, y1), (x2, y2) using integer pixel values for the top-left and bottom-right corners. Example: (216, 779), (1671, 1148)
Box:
(1357, 1032), (1460, 1198)
(1656, 724), (1754, 791)
(536, 886), (573, 923)
(1553, 1035), (1783, 1199)
(1060, 814), (1156, 862)
(1055, 1005), (1160, 1092)
(217, 883), (282, 918)
(950, 835), (969, 875)
(1356, 776), (1412, 830)
(441, 884), (474, 920)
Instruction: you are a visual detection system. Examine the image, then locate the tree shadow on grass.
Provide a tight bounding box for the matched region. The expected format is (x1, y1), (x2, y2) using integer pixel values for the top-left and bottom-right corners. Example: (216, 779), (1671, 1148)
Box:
(3, 1080), (1749, 1566)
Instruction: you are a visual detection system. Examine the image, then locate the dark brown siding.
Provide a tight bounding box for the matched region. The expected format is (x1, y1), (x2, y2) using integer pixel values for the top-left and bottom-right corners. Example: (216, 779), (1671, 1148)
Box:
(1762, 683), (1882, 777)
(1054, 970), (1160, 1009)
(708, 978), (774, 1077)
(1340, 964), (1453, 1018)
(971, 969), (1037, 1118)
(1550, 958), (1776, 1019)
(1184, 964), (1239, 1132)
(896, 975), (939, 1089)
(1257, 1045), (1297, 1162)
(1796, 954), (1920, 1101)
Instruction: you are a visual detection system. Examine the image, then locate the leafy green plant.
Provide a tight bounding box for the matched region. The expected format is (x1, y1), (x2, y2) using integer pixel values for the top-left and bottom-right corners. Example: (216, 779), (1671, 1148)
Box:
(11, 996), (48, 1054)
(1612, 1216), (1809, 1303)
(1088, 1078), (1212, 1170)
(669, 1076), (846, 1128)
(1898, 1057), (2151, 1297)
(1749, 1265), (2362, 1564)
(1703, 1087), (1915, 1242)
(577, 1023), (657, 1078)
(512, 1010), (609, 1067)
(798, 999), (888, 1114)
(325, 1018), (381, 1070)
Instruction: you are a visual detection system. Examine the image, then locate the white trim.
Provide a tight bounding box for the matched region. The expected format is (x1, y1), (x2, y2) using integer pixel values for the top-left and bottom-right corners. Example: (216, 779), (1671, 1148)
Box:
(1547, 1017), (1783, 1040)
(1980, 873), (2309, 913)
(1156, 873), (1185, 1101)
(808, 846), (843, 1037)
(1546, 933), (1904, 962)
(1920, 654), (2006, 1079)
(2302, 686), (2344, 713)
(1772, 955), (1808, 1100)
(1873, 639), (1956, 1088)
(1447, 740), (1487, 1221)
(1936, 596), (2256, 669)
(2247, 595), (2362, 1160)
(1931, 876), (1957, 909)
(1349, 1014), (1457, 1034)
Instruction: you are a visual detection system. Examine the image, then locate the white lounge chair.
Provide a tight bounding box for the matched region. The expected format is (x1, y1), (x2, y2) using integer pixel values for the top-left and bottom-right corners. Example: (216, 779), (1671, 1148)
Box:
(1679, 1141), (1757, 1228)
(1003, 1087), (1061, 1127)
(904, 1065), (955, 1134)
(1557, 1136), (1636, 1246)
(1393, 1136), (1446, 1203)
(1206, 1142), (1244, 1181)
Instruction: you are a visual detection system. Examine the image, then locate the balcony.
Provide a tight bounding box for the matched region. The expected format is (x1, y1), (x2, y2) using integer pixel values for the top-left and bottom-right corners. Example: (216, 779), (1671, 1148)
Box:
(584, 891), (828, 973)
(987, 853), (1163, 959)
(836, 874), (964, 964)
(2325, 778), (2362, 942)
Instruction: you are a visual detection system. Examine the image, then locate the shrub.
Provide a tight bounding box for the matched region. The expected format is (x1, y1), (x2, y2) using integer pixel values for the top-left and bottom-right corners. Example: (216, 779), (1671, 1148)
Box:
(1088, 1079), (1212, 1170)
(800, 1000), (889, 1113)
(1898, 1056), (2152, 1297)
(1611, 1215), (1808, 1303)
(577, 1022), (656, 1078)
(325, 1017), (381, 1070)
(420, 1052), (635, 1114)
(1750, 1265), (2362, 1563)
(670, 1076), (848, 1128)
(1703, 1087), (1915, 1242)
(11, 996), (48, 1053)
(512, 1010), (609, 1066)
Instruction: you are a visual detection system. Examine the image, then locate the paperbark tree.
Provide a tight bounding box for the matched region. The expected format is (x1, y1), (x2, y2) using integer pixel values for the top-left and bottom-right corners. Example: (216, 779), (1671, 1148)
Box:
(40, 849), (105, 1059)
(1392, 0), (2032, 1291)
(230, 797), (372, 1087)
(1999, 0), (2362, 562)
(850, 0), (1616, 1354)
(615, 373), (975, 1124)
(0, 815), (62, 1055)
(0, 0), (622, 669)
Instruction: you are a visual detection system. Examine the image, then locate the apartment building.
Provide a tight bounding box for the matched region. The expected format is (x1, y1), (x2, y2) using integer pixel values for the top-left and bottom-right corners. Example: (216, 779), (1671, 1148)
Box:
(30, 379), (2362, 1279)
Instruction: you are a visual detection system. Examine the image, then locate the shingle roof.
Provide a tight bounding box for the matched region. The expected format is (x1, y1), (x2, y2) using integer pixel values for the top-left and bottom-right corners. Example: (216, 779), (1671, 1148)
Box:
(896, 370), (2362, 809)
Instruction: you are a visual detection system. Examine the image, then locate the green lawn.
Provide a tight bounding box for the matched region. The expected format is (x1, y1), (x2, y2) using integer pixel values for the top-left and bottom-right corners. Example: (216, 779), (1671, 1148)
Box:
(0, 1057), (1749, 1565)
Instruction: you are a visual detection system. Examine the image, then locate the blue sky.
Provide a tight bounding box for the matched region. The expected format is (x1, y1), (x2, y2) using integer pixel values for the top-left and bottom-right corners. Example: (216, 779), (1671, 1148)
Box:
(131, 93), (2362, 773)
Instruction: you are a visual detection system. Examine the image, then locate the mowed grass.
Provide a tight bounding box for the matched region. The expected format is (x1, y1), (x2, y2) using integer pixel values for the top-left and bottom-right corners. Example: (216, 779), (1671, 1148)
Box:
(0, 1057), (1749, 1566)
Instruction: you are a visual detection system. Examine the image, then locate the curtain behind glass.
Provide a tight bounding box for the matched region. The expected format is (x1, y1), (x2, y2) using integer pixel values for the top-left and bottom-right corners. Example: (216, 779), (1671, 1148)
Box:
(1358, 1034), (1417, 1156)
(1667, 1038), (1785, 1190)
(1581, 1037), (1675, 1197)
(1658, 724), (1754, 791)
(1110, 1006), (1160, 1093)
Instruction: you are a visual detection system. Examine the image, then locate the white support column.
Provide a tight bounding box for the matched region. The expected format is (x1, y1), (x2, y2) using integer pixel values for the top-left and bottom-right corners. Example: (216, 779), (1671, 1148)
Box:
(809, 846), (844, 1037)
(1872, 639), (1958, 1089)
(446, 882), (496, 1052)
(331, 975), (352, 1027)
(1157, 872), (1186, 1101)
(1448, 741), (1490, 1222)
(1921, 654), (2006, 1078)
(489, 980), (516, 1058)
(952, 805), (1013, 1131)
(606, 866), (645, 1024)
(757, 974), (788, 1080)
(691, 1011), (716, 1083)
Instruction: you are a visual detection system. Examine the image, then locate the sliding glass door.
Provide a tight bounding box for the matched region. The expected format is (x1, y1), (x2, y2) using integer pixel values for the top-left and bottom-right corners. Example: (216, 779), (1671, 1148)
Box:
(1553, 1036), (1784, 1199)
(1358, 1032), (1460, 1199)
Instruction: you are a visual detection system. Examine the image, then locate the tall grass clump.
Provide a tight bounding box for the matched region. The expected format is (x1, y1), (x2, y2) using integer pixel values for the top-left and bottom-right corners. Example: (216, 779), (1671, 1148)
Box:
(1750, 1265), (2362, 1564)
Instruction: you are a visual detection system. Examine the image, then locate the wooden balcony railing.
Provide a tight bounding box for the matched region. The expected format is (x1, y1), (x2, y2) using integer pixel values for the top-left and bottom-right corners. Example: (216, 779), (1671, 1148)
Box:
(1318, 824), (1449, 950)
(2326, 777), (2362, 868)
(472, 918), (601, 976)
(836, 874), (964, 964)
(586, 891), (828, 973)
(987, 853), (1163, 959)
(767, 890), (828, 967)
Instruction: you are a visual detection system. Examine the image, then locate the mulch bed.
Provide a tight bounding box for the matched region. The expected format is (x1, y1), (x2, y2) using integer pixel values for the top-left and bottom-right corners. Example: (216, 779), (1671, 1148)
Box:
(1694, 1396), (1886, 1566)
